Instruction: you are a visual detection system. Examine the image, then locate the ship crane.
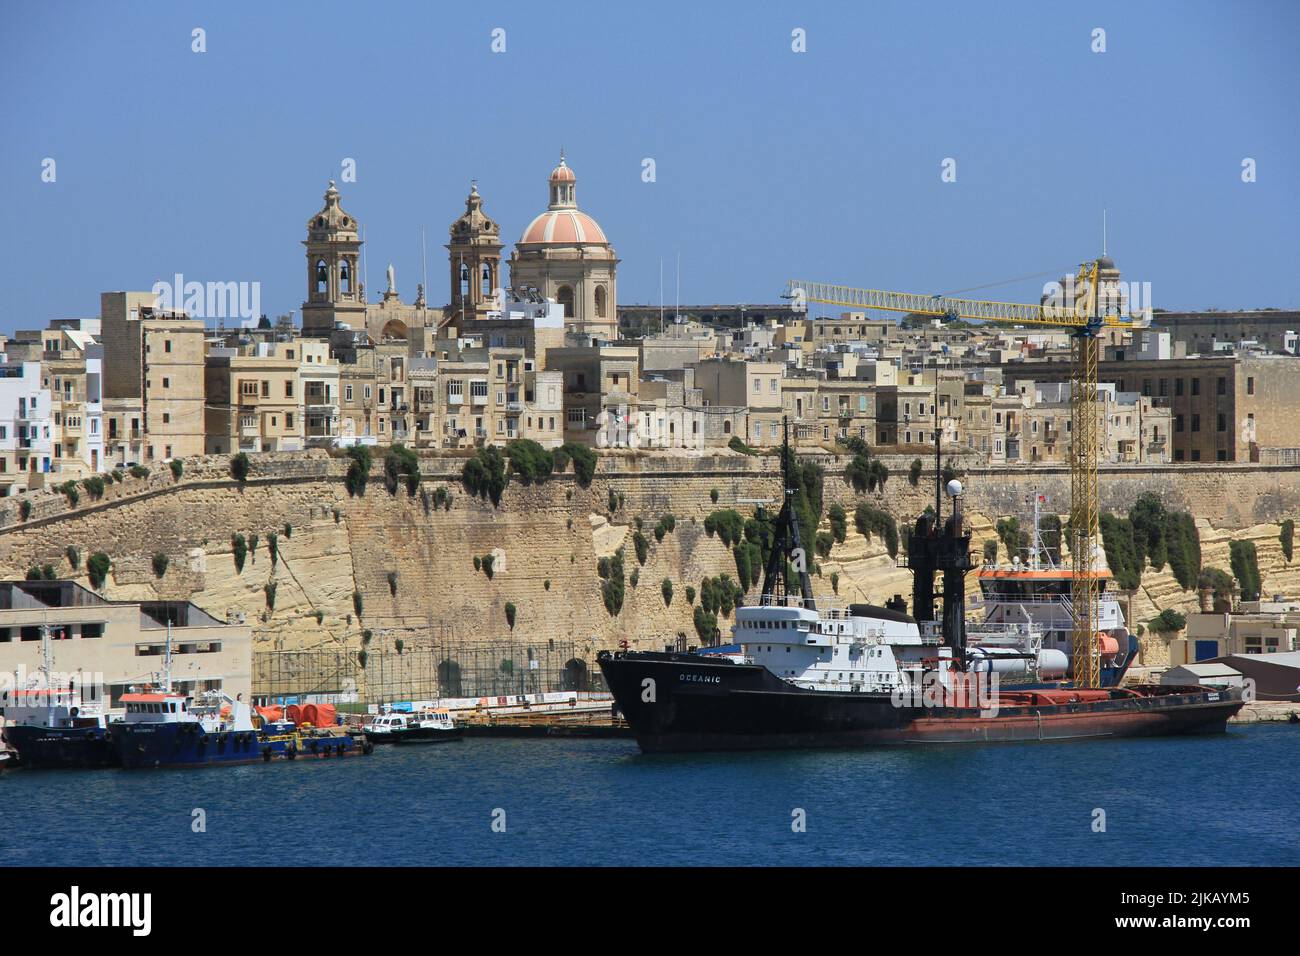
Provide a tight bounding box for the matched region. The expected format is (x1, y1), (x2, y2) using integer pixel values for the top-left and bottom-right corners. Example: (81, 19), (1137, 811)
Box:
(785, 260), (1152, 686)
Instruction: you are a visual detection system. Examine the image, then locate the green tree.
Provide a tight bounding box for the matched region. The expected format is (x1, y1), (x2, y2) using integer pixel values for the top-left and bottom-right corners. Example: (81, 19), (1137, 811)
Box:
(87, 552), (111, 590)
(1229, 540), (1262, 601)
(344, 445), (372, 497)
(462, 446), (510, 506)
(1281, 519), (1295, 563)
(506, 438), (554, 484)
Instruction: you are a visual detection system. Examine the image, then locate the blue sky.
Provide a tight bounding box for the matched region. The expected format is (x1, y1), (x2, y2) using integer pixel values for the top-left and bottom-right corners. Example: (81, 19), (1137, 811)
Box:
(2, 0), (1297, 332)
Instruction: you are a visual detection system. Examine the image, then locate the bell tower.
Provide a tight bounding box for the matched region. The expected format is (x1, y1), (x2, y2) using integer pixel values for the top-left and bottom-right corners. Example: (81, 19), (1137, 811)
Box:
(301, 180), (366, 337)
(444, 181), (503, 330)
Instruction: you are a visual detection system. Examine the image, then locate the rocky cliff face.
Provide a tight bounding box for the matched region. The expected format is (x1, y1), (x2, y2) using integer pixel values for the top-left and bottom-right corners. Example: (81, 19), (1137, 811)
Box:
(2, 451), (1297, 674)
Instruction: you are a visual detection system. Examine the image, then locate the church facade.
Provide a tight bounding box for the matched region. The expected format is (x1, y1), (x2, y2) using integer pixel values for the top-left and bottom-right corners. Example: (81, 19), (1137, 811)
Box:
(298, 153), (618, 345)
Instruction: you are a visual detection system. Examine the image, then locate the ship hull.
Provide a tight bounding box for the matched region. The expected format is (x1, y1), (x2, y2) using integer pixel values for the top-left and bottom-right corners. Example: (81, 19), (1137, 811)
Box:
(113, 724), (368, 768)
(599, 652), (1245, 754)
(2, 724), (119, 769)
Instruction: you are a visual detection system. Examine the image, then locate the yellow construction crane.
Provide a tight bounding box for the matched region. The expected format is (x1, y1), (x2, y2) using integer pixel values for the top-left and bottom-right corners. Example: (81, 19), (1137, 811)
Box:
(786, 261), (1151, 686)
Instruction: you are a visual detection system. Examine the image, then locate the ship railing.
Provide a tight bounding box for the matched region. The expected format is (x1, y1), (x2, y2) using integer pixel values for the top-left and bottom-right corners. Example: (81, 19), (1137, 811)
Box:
(971, 594), (1115, 608)
(754, 594), (844, 614)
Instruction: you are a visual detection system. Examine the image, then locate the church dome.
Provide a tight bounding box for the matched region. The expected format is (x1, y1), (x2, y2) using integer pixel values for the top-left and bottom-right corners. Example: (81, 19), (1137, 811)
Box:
(518, 152), (610, 247)
(520, 209), (608, 245)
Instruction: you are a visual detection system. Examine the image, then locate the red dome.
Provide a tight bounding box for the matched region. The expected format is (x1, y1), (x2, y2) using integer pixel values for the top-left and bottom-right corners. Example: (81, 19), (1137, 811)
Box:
(520, 209), (608, 245)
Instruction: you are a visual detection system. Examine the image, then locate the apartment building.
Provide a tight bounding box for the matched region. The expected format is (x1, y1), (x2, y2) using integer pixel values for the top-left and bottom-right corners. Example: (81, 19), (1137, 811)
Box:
(0, 361), (54, 495)
(101, 292), (206, 464)
(1017, 353), (1300, 462)
(204, 340), (307, 454)
(546, 345), (640, 446)
(692, 357), (783, 447)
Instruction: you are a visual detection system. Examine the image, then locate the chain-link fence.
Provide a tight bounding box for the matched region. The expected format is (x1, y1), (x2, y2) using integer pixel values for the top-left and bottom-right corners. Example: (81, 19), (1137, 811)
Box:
(253, 638), (604, 704)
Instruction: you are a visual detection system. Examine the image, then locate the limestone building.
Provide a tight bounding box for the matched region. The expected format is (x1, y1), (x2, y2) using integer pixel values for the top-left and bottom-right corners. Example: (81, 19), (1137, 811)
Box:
(509, 154), (619, 344)
(100, 291), (206, 464)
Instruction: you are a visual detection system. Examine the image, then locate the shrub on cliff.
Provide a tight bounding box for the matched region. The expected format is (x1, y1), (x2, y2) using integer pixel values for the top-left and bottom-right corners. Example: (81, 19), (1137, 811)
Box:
(505, 602), (516, 630)
(19, 500), (32, 521)
(66, 546), (80, 570)
(264, 581), (276, 611)
(1229, 540), (1262, 602)
(704, 509), (745, 547)
(1148, 608), (1186, 633)
(86, 552), (111, 590)
(1198, 567), (1235, 605)
(462, 445), (509, 506)
(506, 439), (553, 485)
(59, 481), (80, 507)
(561, 442), (597, 488)
(854, 504), (899, 559)
(482, 554), (495, 580)
(632, 531), (649, 566)
(169, 459), (183, 480)
(151, 552), (168, 578)
(601, 548), (626, 616)
(908, 458), (923, 487)
(1164, 511), (1201, 590)
(345, 445), (372, 497)
(662, 578), (673, 606)
(353, 590), (363, 618)
(231, 534), (247, 574)
(1098, 514), (1140, 591)
(267, 531), (278, 567)
(82, 476), (105, 500)
(387, 571), (399, 595)
(728, 435), (758, 456)
(1281, 519), (1295, 564)
(129, 465), (149, 479)
(230, 452), (250, 485)
(828, 504), (847, 544)
(653, 514), (676, 542)
(383, 443), (421, 496)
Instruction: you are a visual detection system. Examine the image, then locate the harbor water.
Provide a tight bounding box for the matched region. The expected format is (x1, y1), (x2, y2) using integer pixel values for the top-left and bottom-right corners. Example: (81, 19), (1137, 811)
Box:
(2, 724), (1296, 867)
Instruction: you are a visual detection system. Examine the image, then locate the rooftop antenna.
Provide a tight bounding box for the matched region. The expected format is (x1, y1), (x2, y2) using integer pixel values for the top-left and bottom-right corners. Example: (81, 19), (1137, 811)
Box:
(421, 224), (429, 306)
(659, 259), (664, 334)
(675, 251), (681, 324)
(1102, 208), (1108, 257)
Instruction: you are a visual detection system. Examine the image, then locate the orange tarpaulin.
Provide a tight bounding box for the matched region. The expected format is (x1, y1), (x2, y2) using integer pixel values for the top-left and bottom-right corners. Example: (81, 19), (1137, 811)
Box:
(286, 704), (304, 726)
(256, 705), (284, 722)
(301, 703), (337, 727)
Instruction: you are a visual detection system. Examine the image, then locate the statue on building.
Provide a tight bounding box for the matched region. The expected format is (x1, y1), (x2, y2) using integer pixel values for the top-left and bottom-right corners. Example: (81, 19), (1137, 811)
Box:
(386, 263), (396, 295)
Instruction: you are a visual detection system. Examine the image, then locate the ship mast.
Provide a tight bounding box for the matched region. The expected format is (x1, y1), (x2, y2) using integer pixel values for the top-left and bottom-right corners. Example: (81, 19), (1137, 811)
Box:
(759, 416), (816, 609)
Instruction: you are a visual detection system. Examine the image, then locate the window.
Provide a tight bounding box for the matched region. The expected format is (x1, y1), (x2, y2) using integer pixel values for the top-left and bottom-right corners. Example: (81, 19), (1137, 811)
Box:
(164, 340), (172, 353)
(345, 385), (354, 402)
(261, 381), (270, 398)
(162, 413), (171, 424)
(286, 413), (294, 429)
(1191, 413), (1201, 432)
(285, 381), (294, 398)
(1175, 378), (1184, 396)
(1216, 376), (1226, 396)
(1192, 378), (1200, 396)
(1175, 415), (1184, 433)
(162, 377), (170, 389)
(1247, 377), (1255, 395)
(1217, 413), (1226, 432)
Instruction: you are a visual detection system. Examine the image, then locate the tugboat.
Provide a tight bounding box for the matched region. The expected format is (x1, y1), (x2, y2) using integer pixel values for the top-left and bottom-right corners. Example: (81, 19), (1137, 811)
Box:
(110, 627), (370, 768)
(598, 421), (1244, 753)
(364, 708), (463, 745)
(0, 624), (117, 769)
